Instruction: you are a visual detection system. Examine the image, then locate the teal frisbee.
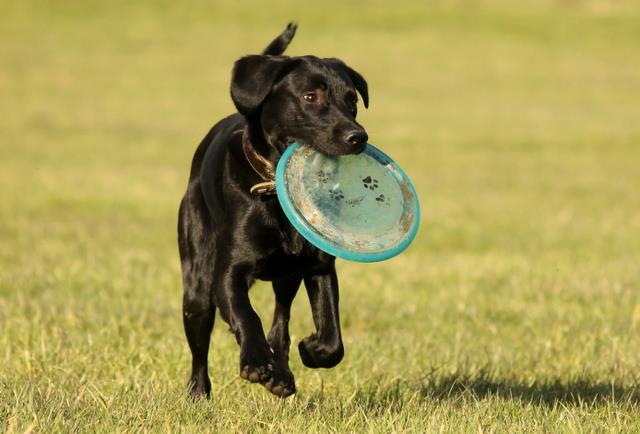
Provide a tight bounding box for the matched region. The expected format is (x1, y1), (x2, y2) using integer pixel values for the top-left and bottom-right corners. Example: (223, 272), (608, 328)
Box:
(275, 143), (420, 262)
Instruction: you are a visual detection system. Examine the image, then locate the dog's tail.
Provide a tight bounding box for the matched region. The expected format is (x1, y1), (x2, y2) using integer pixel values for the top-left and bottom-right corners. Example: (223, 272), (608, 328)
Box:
(262, 22), (297, 56)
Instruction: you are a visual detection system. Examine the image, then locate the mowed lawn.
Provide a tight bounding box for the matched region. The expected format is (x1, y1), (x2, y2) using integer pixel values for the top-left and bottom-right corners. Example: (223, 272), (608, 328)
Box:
(1, 0), (640, 431)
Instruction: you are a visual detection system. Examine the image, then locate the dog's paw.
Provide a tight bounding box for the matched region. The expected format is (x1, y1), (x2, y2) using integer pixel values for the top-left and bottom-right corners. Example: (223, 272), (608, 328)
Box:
(265, 366), (296, 398)
(239, 347), (275, 384)
(298, 334), (344, 369)
(188, 376), (211, 400)
(240, 362), (274, 383)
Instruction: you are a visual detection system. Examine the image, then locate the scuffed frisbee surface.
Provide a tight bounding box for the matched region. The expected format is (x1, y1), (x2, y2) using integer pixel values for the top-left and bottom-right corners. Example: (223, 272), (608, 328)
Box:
(275, 143), (420, 262)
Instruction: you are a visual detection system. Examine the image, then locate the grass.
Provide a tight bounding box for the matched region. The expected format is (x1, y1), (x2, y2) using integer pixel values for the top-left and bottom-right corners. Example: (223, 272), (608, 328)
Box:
(1, 0), (640, 431)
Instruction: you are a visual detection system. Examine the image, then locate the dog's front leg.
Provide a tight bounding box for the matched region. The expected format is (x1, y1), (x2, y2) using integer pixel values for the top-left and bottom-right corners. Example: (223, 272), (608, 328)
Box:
(299, 265), (345, 368)
(265, 274), (301, 397)
(213, 261), (274, 385)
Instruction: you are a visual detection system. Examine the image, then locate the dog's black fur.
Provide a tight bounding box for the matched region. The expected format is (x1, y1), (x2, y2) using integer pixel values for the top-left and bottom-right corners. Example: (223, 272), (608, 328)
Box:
(178, 22), (369, 398)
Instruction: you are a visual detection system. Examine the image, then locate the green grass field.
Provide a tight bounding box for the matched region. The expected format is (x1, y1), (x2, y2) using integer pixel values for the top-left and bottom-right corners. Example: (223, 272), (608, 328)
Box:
(1, 0), (640, 431)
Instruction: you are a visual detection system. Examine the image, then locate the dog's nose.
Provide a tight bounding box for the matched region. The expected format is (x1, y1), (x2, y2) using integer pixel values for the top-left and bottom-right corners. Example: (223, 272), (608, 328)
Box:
(344, 130), (368, 147)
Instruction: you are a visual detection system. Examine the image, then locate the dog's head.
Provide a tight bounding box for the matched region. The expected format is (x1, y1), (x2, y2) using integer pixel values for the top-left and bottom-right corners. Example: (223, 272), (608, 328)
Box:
(231, 55), (369, 156)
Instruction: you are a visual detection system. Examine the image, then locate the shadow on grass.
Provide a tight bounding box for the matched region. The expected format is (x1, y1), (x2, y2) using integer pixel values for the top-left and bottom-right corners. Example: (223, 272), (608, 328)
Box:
(417, 369), (640, 406)
(316, 369), (640, 412)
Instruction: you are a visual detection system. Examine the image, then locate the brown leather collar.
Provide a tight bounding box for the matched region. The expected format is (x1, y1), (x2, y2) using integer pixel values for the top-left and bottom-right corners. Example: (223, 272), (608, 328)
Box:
(241, 128), (276, 195)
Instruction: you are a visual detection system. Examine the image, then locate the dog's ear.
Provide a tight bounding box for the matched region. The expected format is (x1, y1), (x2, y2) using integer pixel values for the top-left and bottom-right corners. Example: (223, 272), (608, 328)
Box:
(325, 58), (369, 109)
(231, 55), (291, 117)
(344, 65), (369, 109)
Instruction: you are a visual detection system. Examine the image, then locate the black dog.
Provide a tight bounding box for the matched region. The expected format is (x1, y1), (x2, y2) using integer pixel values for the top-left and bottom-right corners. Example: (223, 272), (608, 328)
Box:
(178, 22), (369, 399)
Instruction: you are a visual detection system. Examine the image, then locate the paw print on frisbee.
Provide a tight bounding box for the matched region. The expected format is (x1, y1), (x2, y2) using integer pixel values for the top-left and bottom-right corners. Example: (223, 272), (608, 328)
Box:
(316, 170), (329, 184)
(275, 142), (420, 262)
(362, 176), (379, 190)
(329, 188), (345, 201)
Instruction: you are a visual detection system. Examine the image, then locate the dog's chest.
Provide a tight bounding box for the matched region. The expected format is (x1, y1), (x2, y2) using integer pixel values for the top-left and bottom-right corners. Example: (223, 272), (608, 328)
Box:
(256, 247), (331, 281)
(255, 220), (332, 280)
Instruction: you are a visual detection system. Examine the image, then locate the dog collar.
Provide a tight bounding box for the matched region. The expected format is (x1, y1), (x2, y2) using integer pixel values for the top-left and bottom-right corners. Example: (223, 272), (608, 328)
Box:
(242, 129), (276, 195)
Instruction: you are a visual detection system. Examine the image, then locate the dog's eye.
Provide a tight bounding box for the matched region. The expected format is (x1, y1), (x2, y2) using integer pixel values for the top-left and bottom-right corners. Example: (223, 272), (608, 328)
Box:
(302, 92), (318, 103)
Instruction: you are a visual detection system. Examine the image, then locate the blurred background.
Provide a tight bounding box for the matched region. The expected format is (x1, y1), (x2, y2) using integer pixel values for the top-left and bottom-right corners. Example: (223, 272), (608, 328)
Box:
(1, 0), (639, 431)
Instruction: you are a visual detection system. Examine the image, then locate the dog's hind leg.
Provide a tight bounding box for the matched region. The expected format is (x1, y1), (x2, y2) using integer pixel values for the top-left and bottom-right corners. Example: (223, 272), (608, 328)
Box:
(179, 190), (217, 399)
(299, 265), (345, 369)
(265, 274), (302, 397)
